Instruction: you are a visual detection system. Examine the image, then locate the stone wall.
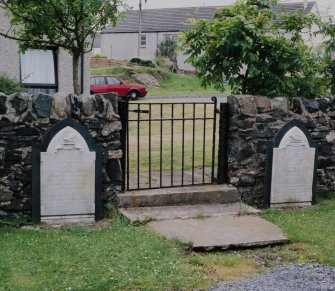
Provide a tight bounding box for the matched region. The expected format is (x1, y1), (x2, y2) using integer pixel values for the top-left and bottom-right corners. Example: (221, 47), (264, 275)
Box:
(227, 95), (335, 205)
(0, 92), (122, 218)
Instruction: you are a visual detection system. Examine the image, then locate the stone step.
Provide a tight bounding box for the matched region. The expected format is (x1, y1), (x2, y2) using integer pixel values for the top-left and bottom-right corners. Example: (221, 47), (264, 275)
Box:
(120, 202), (260, 224)
(119, 184), (239, 208)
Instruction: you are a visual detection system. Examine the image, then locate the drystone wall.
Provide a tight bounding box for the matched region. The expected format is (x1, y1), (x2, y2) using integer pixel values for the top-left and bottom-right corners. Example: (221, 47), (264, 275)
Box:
(0, 92), (122, 218)
(227, 95), (335, 205)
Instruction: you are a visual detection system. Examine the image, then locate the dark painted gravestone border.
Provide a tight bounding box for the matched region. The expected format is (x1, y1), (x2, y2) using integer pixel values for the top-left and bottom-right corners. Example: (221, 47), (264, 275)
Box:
(264, 119), (318, 208)
(32, 118), (103, 223)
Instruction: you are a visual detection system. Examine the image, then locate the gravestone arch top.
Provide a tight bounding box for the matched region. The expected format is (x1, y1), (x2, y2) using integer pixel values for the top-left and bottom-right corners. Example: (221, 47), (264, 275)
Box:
(265, 120), (317, 208)
(32, 118), (102, 223)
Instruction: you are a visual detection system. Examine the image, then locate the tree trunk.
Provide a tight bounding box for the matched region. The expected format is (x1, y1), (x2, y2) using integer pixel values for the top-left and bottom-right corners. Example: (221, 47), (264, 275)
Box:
(72, 53), (81, 95)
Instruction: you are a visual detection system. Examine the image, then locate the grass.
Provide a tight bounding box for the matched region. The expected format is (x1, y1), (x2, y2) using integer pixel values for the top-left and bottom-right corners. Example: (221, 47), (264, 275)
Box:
(0, 216), (211, 291)
(261, 194), (335, 265)
(91, 65), (226, 96)
(1, 196), (334, 290)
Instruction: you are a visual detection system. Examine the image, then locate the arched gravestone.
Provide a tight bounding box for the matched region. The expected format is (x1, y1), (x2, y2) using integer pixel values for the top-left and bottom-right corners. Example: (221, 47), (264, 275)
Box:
(265, 120), (317, 208)
(32, 118), (102, 223)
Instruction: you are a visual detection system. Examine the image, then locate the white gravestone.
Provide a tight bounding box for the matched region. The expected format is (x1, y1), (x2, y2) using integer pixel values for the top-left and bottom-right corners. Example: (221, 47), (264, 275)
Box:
(270, 126), (315, 207)
(40, 126), (96, 223)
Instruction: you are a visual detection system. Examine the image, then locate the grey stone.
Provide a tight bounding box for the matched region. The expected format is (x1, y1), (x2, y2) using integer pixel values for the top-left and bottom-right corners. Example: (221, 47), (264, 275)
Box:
(81, 95), (95, 117)
(0, 210), (7, 217)
(0, 185), (13, 202)
(52, 93), (70, 119)
(227, 95), (240, 115)
(107, 149), (123, 159)
(292, 98), (303, 114)
(102, 121), (122, 136)
(271, 97), (288, 118)
(106, 159), (122, 182)
(69, 94), (82, 118)
(0, 94), (7, 114)
(254, 96), (272, 113)
(229, 138), (254, 162)
(317, 98), (329, 112)
(33, 93), (52, 117)
(301, 97), (320, 113)
(238, 95), (257, 117)
(10, 93), (28, 115)
(326, 131), (335, 144)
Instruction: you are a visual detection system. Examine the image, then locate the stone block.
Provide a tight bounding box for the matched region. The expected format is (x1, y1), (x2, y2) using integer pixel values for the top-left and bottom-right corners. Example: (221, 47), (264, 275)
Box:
(254, 96), (271, 113)
(238, 95), (256, 117)
(0, 94), (7, 114)
(107, 149), (123, 159)
(9, 93), (28, 115)
(52, 93), (70, 119)
(301, 97), (319, 113)
(33, 93), (53, 117)
(81, 95), (96, 117)
(271, 97), (288, 118)
(102, 121), (122, 136)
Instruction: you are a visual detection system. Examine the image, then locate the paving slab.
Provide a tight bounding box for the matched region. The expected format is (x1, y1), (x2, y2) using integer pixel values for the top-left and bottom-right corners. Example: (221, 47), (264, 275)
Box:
(148, 216), (288, 249)
(120, 203), (260, 223)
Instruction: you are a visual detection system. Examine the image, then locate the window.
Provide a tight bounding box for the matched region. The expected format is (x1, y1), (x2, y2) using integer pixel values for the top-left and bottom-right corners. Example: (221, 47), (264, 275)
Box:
(94, 77), (106, 85)
(20, 49), (57, 94)
(106, 77), (121, 85)
(140, 35), (147, 47)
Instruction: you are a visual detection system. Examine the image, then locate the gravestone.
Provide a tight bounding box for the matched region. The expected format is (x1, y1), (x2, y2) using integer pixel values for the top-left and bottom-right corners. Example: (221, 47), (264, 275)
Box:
(265, 120), (317, 208)
(32, 118), (102, 223)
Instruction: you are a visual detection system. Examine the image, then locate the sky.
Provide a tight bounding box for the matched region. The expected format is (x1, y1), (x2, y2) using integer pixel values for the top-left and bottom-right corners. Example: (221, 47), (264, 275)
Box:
(126, 0), (335, 17)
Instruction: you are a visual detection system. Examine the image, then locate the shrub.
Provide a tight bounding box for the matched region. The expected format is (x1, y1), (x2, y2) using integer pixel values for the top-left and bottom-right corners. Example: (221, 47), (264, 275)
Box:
(130, 57), (156, 68)
(93, 53), (108, 59)
(0, 74), (25, 95)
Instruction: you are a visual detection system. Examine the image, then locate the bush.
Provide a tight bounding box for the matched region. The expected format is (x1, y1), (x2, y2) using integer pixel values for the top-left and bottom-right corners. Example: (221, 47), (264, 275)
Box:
(130, 57), (156, 68)
(93, 53), (108, 59)
(0, 74), (25, 95)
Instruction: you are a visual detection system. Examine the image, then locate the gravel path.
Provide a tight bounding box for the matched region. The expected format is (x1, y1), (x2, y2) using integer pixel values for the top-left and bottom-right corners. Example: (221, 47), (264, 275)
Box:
(209, 264), (335, 291)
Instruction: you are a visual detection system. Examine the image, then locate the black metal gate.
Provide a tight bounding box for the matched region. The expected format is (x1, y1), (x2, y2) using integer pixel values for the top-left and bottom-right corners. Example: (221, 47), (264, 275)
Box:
(119, 97), (228, 191)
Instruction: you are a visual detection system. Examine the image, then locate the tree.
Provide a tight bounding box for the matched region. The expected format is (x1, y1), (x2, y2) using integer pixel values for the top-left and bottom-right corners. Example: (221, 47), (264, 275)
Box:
(156, 37), (178, 71)
(180, 0), (325, 98)
(0, 0), (126, 95)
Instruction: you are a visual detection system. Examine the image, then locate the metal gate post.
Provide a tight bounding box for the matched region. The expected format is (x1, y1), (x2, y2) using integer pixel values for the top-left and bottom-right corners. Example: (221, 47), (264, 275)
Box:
(118, 99), (129, 192)
(217, 102), (229, 184)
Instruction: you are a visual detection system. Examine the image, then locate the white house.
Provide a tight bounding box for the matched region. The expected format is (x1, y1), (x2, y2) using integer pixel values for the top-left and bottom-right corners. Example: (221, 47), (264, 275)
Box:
(99, 2), (319, 71)
(0, 8), (90, 95)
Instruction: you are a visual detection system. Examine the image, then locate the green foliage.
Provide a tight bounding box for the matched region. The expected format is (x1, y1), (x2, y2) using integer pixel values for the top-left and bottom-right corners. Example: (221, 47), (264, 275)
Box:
(93, 53), (108, 59)
(156, 37), (178, 67)
(130, 57), (156, 68)
(0, 0), (127, 94)
(318, 18), (335, 95)
(180, 0), (327, 98)
(0, 74), (25, 95)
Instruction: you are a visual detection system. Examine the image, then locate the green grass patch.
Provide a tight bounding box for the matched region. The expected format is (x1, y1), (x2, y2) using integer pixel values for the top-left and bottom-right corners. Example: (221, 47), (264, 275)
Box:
(148, 72), (224, 96)
(0, 218), (211, 290)
(91, 66), (226, 96)
(261, 194), (335, 265)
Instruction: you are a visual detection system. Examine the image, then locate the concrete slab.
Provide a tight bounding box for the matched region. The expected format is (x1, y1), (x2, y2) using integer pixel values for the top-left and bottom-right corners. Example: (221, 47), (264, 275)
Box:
(120, 203), (260, 223)
(119, 184), (239, 208)
(148, 216), (288, 249)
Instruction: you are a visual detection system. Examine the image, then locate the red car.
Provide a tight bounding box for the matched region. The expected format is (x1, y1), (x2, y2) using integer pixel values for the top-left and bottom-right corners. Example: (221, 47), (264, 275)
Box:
(90, 75), (147, 100)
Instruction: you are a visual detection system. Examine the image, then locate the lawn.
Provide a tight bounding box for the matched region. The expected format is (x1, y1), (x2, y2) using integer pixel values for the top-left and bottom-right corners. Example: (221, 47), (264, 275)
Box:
(1, 195), (334, 290)
(91, 65), (226, 96)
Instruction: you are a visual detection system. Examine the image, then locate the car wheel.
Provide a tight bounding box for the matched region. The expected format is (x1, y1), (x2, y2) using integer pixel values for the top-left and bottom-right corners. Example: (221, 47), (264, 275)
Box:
(128, 90), (139, 100)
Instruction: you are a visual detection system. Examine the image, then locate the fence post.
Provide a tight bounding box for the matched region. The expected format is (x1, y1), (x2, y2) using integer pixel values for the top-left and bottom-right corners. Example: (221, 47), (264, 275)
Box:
(217, 102), (229, 184)
(118, 98), (129, 192)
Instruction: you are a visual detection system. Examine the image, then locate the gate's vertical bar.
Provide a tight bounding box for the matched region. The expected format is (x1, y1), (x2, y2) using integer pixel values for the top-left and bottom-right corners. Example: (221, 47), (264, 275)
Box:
(192, 103), (195, 185)
(211, 97), (218, 183)
(182, 104), (185, 186)
(202, 104), (207, 184)
(137, 103), (140, 189)
(160, 104), (163, 187)
(171, 104), (174, 187)
(119, 98), (129, 192)
(149, 103), (152, 189)
(217, 102), (229, 184)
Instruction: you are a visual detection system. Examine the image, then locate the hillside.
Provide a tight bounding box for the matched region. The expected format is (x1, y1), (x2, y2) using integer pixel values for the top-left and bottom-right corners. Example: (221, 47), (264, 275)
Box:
(90, 59), (225, 96)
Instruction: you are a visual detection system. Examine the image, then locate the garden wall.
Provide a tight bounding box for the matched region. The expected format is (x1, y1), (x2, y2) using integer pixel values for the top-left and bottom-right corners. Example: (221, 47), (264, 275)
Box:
(0, 92), (122, 218)
(227, 95), (335, 205)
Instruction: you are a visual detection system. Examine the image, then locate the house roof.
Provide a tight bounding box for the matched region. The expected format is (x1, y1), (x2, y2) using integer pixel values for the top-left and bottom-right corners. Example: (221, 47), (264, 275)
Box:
(102, 2), (317, 34)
